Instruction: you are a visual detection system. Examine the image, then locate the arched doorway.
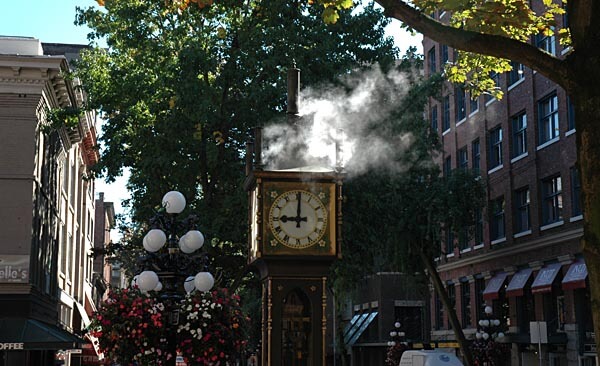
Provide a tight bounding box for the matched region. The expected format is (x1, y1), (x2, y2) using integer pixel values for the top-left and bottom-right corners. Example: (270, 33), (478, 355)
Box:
(281, 288), (312, 366)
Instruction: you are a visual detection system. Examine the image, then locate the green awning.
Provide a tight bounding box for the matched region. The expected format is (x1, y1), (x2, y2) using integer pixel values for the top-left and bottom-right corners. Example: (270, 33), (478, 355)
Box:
(0, 318), (84, 350)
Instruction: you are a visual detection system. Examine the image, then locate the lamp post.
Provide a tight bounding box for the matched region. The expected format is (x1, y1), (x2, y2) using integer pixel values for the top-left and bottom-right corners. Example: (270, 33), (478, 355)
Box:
(385, 321), (407, 366)
(132, 191), (215, 365)
(472, 306), (508, 366)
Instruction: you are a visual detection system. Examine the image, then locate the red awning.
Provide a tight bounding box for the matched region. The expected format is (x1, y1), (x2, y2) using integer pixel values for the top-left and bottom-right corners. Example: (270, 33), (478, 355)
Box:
(562, 260), (587, 290)
(531, 263), (562, 294)
(506, 268), (533, 297)
(483, 272), (508, 301)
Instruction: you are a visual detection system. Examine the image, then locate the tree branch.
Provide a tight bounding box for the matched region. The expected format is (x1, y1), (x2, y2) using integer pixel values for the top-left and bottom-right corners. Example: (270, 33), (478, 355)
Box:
(374, 0), (575, 91)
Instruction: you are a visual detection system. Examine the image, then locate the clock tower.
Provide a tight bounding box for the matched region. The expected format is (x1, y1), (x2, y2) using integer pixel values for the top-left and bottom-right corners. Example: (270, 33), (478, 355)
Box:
(245, 67), (343, 366)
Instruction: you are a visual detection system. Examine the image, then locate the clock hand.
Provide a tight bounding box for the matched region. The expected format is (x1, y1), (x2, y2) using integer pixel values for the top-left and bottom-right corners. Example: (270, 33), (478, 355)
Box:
(296, 192), (302, 218)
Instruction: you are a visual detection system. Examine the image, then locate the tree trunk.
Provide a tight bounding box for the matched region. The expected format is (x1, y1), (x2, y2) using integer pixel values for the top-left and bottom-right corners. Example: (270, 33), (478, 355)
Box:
(419, 248), (474, 366)
(574, 87), (600, 357)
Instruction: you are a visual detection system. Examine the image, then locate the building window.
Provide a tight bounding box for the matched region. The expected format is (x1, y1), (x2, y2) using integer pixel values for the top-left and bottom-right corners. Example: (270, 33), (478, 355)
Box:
(441, 44), (449, 64)
(514, 187), (530, 233)
(567, 96), (575, 131)
(458, 147), (468, 170)
(458, 227), (468, 251)
(447, 283), (456, 329)
(508, 61), (524, 86)
(516, 289), (535, 333)
(475, 277), (485, 322)
(470, 95), (479, 114)
(485, 72), (501, 103)
(442, 96), (451, 131)
(571, 167), (582, 216)
(431, 105), (438, 132)
(475, 209), (483, 245)
(428, 46), (437, 75)
(489, 126), (503, 169)
(511, 112), (527, 158)
(535, 29), (556, 55)
(461, 280), (471, 328)
(542, 175), (563, 225)
(472, 139), (480, 175)
(445, 229), (454, 255)
(444, 155), (452, 177)
(490, 196), (505, 241)
(456, 86), (467, 121)
(539, 93), (559, 145)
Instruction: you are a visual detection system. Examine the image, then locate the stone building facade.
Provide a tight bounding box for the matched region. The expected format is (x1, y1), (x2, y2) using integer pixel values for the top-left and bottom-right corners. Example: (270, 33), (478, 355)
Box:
(0, 37), (100, 366)
(423, 5), (597, 366)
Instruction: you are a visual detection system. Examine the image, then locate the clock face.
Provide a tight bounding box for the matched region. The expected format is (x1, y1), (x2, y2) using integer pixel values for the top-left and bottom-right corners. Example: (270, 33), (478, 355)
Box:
(268, 190), (328, 249)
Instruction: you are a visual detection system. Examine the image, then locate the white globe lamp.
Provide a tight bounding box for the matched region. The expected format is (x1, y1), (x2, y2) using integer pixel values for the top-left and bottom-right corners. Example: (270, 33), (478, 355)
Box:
(154, 281), (163, 291)
(137, 270), (159, 291)
(184, 276), (196, 293)
(143, 229), (167, 252)
(484, 306), (493, 315)
(178, 235), (196, 254)
(162, 191), (186, 214)
(184, 230), (204, 250)
(194, 272), (214, 292)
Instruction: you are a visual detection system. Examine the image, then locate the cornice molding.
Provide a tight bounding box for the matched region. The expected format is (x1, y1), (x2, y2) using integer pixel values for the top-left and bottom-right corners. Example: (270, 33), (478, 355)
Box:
(437, 227), (583, 272)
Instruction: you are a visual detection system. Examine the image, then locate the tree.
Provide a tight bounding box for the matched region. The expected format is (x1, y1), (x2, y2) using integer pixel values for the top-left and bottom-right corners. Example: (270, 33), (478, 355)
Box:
(315, 0), (600, 354)
(75, 0), (397, 275)
(333, 53), (485, 366)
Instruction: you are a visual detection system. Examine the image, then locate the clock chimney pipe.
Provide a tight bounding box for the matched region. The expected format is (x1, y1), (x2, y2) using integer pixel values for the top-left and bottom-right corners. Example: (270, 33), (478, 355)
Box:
(253, 126), (263, 170)
(287, 64), (300, 115)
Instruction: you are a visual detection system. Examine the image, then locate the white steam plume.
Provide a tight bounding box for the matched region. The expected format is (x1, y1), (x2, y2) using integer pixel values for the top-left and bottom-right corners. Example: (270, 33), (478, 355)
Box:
(262, 65), (416, 177)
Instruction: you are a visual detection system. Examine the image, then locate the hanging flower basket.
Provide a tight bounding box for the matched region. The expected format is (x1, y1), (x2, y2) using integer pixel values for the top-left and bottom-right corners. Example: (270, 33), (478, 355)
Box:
(88, 287), (249, 366)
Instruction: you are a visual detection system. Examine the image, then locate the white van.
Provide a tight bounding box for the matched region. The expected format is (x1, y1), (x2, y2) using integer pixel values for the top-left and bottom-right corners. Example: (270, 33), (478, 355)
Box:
(399, 350), (464, 366)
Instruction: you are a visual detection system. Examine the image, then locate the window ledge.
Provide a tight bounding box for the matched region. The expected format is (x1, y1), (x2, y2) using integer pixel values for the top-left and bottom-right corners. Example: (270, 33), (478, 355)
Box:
(460, 247), (472, 254)
(507, 78), (525, 91)
(456, 118), (467, 127)
(570, 215), (583, 222)
(491, 237), (507, 245)
(541, 220), (564, 231)
(488, 164), (504, 175)
(485, 98), (496, 107)
(514, 229), (532, 239)
(473, 243), (485, 250)
(469, 110), (479, 118)
(561, 46), (573, 56)
(511, 152), (528, 164)
(565, 129), (576, 137)
(446, 253), (455, 258)
(442, 128), (451, 136)
(537, 137), (559, 151)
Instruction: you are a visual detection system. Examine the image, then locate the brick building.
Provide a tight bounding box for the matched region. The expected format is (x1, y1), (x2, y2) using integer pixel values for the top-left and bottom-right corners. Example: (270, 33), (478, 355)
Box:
(423, 6), (597, 366)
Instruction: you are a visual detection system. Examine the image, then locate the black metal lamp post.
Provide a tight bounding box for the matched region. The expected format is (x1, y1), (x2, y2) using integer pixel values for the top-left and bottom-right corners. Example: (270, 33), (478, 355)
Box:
(385, 321), (408, 366)
(132, 191), (215, 366)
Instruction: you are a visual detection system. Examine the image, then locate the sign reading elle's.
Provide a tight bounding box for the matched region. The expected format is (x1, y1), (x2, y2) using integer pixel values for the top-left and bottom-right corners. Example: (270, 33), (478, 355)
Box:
(0, 255), (29, 283)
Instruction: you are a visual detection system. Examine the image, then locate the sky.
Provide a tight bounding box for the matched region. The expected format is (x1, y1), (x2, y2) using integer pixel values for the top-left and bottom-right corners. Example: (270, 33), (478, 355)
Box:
(0, 0), (421, 238)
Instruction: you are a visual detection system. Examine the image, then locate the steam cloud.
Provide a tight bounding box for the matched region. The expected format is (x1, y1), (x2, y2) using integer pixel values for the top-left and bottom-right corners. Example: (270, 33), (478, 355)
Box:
(262, 65), (417, 177)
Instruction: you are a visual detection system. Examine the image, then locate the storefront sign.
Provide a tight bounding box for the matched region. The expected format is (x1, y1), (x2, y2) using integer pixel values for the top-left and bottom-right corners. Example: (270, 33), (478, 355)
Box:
(0, 255), (29, 283)
(0, 343), (24, 350)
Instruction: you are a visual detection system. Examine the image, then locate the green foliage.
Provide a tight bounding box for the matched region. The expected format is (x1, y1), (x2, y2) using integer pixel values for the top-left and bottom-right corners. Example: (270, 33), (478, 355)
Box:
(43, 107), (83, 133)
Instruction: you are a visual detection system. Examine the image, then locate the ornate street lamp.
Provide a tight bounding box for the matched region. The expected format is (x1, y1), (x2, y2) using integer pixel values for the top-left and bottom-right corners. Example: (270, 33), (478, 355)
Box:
(472, 306), (509, 366)
(385, 321), (408, 366)
(132, 191), (215, 365)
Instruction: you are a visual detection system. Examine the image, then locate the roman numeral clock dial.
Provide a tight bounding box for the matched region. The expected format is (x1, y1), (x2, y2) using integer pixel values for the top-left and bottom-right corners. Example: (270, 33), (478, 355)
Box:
(267, 190), (328, 249)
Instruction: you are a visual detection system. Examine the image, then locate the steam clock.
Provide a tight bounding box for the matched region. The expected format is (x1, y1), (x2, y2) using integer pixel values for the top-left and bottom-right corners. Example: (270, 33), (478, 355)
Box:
(245, 67), (343, 366)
